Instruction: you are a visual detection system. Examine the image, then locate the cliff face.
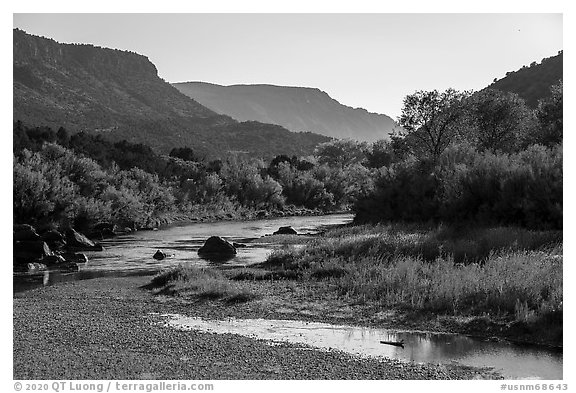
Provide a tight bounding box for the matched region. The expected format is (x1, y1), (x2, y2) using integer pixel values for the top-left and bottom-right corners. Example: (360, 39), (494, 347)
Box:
(14, 29), (158, 78)
(173, 82), (398, 142)
(13, 29), (329, 158)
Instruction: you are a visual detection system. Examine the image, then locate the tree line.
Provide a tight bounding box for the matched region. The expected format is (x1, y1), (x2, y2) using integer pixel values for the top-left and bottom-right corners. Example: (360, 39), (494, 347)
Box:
(13, 83), (562, 231)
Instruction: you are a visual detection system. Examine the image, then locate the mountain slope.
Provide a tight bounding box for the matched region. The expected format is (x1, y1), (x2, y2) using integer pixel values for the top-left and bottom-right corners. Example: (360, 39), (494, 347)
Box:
(173, 82), (398, 142)
(488, 51), (563, 108)
(13, 29), (330, 158)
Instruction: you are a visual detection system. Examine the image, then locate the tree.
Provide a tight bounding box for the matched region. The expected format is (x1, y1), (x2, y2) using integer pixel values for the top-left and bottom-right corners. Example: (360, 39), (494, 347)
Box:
(314, 139), (367, 169)
(464, 89), (536, 153)
(534, 81), (563, 146)
(56, 126), (70, 146)
(398, 89), (470, 160)
(365, 139), (396, 168)
(169, 147), (198, 162)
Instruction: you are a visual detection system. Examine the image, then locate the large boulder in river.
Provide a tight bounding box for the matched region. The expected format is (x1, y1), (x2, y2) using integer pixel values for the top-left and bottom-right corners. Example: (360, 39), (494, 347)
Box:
(65, 229), (103, 251)
(198, 236), (237, 259)
(153, 250), (166, 260)
(273, 226), (298, 235)
(14, 240), (53, 263)
(13, 224), (41, 241)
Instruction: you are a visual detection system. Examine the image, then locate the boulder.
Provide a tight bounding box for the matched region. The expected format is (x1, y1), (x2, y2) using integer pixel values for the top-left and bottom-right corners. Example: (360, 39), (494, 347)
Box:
(13, 262), (47, 273)
(60, 252), (88, 263)
(65, 229), (103, 251)
(14, 240), (53, 262)
(41, 230), (67, 250)
(65, 228), (95, 247)
(90, 222), (117, 238)
(13, 224), (41, 241)
(198, 236), (237, 257)
(41, 255), (66, 266)
(273, 226), (298, 235)
(153, 250), (166, 260)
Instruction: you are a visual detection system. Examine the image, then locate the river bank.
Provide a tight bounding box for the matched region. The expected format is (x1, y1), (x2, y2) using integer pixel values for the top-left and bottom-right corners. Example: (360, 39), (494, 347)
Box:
(13, 275), (500, 380)
(145, 221), (563, 349)
(13, 214), (562, 379)
(146, 263), (563, 350)
(130, 207), (351, 232)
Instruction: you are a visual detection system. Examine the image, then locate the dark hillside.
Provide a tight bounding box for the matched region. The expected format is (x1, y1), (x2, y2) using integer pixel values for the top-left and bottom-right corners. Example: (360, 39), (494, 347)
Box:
(488, 51), (563, 108)
(13, 29), (329, 159)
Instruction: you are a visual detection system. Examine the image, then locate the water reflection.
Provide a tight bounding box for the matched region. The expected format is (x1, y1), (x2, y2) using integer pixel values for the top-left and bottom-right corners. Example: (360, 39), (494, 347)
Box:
(158, 314), (563, 380)
(13, 213), (354, 292)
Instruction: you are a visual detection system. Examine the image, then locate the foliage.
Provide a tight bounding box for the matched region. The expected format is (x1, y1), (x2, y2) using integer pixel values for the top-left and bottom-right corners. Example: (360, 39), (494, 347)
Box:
(462, 89), (537, 153)
(314, 139), (367, 168)
(533, 81), (563, 146)
(169, 147), (198, 162)
(13, 79), (563, 233)
(398, 89), (471, 160)
(355, 144), (562, 230)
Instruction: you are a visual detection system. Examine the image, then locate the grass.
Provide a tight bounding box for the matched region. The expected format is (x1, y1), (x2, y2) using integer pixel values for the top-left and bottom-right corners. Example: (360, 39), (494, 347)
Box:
(272, 223), (562, 265)
(148, 265), (258, 304)
(145, 222), (562, 345)
(259, 223), (563, 328)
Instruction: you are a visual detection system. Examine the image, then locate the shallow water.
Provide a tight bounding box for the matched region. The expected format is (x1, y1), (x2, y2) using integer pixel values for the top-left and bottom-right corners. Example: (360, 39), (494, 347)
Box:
(157, 314), (563, 380)
(13, 213), (353, 292)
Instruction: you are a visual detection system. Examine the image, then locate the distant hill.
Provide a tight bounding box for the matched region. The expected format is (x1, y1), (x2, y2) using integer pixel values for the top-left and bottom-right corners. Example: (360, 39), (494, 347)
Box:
(13, 29), (330, 159)
(488, 51), (563, 108)
(173, 82), (398, 142)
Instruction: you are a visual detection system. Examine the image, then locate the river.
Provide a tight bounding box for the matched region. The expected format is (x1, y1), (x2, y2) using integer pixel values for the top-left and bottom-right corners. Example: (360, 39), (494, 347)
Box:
(12, 213), (563, 380)
(13, 213), (354, 292)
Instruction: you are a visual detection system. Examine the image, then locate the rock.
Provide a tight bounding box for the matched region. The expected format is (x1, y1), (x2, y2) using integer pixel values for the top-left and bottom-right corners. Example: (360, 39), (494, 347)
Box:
(13, 262), (47, 273)
(60, 252), (88, 263)
(198, 236), (237, 257)
(65, 228), (95, 247)
(41, 255), (66, 265)
(14, 240), (53, 262)
(13, 224), (41, 241)
(38, 254), (79, 271)
(65, 229), (103, 251)
(41, 230), (66, 250)
(273, 226), (298, 235)
(153, 250), (166, 260)
(91, 222), (117, 238)
(54, 262), (79, 272)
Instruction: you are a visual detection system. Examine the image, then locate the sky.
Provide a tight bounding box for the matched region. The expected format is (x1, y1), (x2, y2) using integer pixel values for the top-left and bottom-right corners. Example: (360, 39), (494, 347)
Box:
(12, 13), (563, 120)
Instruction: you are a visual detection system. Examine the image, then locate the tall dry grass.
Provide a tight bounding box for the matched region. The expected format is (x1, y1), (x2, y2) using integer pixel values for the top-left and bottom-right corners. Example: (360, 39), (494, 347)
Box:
(149, 265), (257, 303)
(263, 224), (562, 321)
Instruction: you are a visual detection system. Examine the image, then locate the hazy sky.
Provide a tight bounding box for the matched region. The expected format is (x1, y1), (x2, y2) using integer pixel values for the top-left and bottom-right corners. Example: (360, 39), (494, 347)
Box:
(13, 13), (563, 118)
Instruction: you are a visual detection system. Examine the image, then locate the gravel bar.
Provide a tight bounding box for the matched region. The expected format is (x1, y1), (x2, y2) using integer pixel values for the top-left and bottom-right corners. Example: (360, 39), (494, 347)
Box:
(13, 275), (499, 380)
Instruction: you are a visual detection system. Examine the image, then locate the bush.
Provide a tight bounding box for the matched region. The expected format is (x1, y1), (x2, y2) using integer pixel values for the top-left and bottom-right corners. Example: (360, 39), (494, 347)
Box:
(355, 144), (562, 230)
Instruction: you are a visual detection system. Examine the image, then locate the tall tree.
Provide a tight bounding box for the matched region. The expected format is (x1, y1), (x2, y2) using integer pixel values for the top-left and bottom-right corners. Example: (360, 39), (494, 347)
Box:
(314, 139), (367, 169)
(534, 81), (563, 146)
(398, 89), (470, 160)
(464, 89), (536, 153)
